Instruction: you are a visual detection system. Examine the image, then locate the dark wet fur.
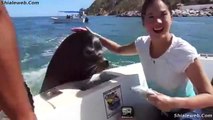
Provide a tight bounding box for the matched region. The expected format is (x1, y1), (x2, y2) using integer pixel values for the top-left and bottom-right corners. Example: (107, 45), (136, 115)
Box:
(24, 82), (34, 111)
(40, 31), (108, 93)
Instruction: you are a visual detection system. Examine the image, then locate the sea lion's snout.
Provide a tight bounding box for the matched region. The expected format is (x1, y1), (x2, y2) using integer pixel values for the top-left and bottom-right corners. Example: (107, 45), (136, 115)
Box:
(101, 58), (109, 69)
(96, 58), (109, 72)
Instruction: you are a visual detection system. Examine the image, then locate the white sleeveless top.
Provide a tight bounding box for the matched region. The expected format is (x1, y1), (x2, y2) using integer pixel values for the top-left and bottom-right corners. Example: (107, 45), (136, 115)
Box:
(135, 34), (199, 97)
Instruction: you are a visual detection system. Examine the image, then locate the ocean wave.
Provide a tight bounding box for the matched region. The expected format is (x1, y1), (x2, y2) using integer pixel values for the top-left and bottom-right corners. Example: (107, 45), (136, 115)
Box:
(111, 60), (136, 67)
(41, 49), (54, 57)
(23, 66), (47, 95)
(21, 52), (31, 63)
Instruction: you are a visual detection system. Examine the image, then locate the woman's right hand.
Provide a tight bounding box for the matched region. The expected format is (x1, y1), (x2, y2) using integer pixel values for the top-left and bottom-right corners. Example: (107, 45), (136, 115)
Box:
(71, 27), (101, 38)
(86, 27), (103, 39)
(85, 27), (97, 35)
(71, 27), (87, 32)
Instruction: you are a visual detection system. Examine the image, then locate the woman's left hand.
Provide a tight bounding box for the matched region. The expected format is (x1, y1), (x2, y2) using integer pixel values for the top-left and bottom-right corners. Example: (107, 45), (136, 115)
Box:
(147, 92), (175, 112)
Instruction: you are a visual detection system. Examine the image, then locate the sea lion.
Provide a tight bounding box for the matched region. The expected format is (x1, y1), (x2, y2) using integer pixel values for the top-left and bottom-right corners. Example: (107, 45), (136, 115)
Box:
(40, 31), (109, 93)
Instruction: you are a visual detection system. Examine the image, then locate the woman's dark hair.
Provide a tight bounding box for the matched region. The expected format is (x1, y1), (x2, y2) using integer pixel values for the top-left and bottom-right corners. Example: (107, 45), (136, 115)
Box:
(141, 0), (172, 25)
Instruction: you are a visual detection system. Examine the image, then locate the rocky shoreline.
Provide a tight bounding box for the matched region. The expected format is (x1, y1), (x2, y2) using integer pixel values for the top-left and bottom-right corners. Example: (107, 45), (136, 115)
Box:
(172, 9), (213, 17)
(117, 4), (213, 17)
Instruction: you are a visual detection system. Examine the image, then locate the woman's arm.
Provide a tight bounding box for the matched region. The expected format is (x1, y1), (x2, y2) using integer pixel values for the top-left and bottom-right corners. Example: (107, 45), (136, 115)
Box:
(0, 4), (36, 120)
(85, 27), (138, 56)
(147, 59), (213, 111)
(98, 35), (137, 55)
(173, 58), (213, 109)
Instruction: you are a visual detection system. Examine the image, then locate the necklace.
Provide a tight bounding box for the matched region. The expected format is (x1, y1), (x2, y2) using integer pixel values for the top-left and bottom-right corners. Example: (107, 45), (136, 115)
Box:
(151, 58), (156, 64)
(149, 35), (173, 64)
(153, 60), (155, 64)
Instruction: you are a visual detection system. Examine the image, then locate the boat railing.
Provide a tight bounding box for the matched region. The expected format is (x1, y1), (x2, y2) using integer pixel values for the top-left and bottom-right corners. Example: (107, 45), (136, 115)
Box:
(200, 53), (213, 58)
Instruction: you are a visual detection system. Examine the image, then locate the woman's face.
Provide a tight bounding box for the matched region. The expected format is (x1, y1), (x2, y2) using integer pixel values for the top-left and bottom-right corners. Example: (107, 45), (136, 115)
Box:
(143, 0), (172, 38)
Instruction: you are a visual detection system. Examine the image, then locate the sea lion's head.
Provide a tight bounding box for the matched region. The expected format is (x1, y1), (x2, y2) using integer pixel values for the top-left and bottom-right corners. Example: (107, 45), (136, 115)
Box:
(40, 30), (109, 93)
(81, 32), (109, 72)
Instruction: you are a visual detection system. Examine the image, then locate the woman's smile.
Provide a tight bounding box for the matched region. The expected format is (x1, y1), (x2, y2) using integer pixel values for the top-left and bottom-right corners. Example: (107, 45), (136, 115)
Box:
(153, 26), (164, 33)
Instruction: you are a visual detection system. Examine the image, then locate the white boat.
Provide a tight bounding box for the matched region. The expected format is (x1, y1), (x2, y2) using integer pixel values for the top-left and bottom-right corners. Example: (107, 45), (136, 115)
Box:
(33, 54), (213, 120)
(51, 11), (89, 24)
(0, 54), (212, 120)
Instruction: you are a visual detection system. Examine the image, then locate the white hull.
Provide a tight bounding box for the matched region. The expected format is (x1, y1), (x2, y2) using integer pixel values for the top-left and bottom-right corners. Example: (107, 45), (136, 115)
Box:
(51, 17), (86, 23)
(34, 63), (148, 120)
(34, 55), (213, 120)
(0, 55), (212, 120)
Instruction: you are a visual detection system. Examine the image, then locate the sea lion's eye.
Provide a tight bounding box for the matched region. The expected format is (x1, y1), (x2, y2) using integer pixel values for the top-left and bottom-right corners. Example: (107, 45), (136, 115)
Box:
(85, 50), (93, 55)
(93, 41), (102, 50)
(92, 38), (102, 50)
(84, 47), (95, 56)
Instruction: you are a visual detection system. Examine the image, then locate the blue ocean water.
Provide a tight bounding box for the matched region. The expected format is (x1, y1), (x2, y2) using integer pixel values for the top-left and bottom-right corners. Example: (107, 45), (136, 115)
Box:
(12, 16), (213, 95)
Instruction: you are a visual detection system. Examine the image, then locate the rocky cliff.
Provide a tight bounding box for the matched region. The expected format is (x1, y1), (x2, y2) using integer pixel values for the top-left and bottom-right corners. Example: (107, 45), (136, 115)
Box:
(86, 0), (143, 16)
(86, 0), (213, 16)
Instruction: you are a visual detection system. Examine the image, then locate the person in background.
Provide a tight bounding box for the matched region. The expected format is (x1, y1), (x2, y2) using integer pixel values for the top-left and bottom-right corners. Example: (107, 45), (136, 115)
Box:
(72, 0), (213, 119)
(0, 3), (37, 120)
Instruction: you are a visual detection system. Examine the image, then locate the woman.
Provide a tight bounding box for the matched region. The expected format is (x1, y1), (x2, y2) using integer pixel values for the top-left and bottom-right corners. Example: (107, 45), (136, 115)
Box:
(72, 0), (213, 119)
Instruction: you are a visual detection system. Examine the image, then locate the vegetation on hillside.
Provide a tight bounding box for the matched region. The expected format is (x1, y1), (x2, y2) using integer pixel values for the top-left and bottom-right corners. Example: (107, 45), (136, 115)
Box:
(86, 0), (213, 15)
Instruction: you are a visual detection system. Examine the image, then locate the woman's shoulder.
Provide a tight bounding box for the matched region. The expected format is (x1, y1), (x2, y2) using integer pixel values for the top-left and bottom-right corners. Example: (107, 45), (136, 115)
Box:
(168, 34), (199, 72)
(135, 35), (150, 43)
(171, 34), (197, 54)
